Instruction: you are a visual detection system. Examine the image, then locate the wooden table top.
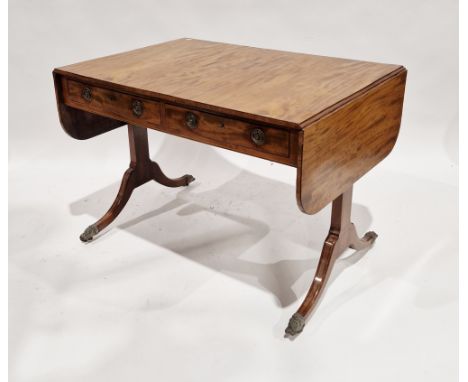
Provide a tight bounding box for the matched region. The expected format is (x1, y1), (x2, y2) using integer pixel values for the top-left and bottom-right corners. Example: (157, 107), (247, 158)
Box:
(55, 38), (402, 128)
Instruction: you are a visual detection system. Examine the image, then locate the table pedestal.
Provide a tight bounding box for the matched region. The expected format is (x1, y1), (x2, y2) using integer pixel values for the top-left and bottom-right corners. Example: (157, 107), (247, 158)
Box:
(79, 125), (195, 242)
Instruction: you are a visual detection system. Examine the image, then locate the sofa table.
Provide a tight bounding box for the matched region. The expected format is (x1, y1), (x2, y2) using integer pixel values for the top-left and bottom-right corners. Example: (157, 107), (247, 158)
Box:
(53, 38), (407, 336)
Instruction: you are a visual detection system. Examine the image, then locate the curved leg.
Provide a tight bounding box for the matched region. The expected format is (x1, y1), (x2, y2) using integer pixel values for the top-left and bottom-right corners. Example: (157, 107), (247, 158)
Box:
(285, 232), (340, 335)
(285, 186), (377, 336)
(80, 125), (195, 242)
(151, 161), (195, 187)
(80, 168), (137, 242)
(348, 223), (378, 250)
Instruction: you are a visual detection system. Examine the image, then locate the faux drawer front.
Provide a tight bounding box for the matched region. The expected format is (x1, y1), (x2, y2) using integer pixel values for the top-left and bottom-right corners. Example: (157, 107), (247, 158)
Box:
(63, 79), (161, 127)
(164, 105), (290, 159)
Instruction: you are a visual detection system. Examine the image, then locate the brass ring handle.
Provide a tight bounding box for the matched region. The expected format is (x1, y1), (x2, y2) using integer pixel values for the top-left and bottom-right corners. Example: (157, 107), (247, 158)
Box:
(250, 128), (265, 146)
(185, 112), (198, 129)
(132, 100), (144, 117)
(81, 87), (92, 102)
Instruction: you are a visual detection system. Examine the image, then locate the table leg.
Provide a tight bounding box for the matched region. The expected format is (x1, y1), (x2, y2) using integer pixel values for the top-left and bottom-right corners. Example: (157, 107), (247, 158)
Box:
(285, 186), (377, 336)
(79, 125), (195, 242)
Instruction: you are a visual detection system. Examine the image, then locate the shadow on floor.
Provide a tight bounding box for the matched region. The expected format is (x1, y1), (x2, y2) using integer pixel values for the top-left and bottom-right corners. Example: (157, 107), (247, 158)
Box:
(69, 137), (373, 308)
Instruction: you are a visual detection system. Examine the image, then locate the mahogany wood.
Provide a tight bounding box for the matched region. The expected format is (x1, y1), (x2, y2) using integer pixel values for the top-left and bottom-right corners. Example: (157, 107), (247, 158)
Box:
(285, 187), (377, 336)
(297, 68), (407, 214)
(53, 71), (124, 140)
(53, 38), (408, 334)
(79, 125), (194, 242)
(164, 104), (295, 165)
(63, 78), (162, 129)
(54, 38), (402, 128)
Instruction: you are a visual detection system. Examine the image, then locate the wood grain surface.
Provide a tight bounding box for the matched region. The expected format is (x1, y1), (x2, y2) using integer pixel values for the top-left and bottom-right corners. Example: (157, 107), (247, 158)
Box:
(53, 39), (407, 331)
(53, 71), (124, 140)
(53, 39), (407, 212)
(54, 38), (402, 127)
(164, 104), (294, 164)
(63, 78), (162, 129)
(297, 68), (407, 214)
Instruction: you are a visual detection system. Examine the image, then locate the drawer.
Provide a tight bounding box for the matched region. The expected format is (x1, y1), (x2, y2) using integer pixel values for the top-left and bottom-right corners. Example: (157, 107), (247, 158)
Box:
(62, 78), (162, 128)
(164, 105), (291, 159)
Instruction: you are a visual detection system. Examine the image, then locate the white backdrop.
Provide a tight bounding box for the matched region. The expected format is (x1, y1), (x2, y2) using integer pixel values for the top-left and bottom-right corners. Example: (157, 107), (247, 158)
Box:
(9, 1), (458, 381)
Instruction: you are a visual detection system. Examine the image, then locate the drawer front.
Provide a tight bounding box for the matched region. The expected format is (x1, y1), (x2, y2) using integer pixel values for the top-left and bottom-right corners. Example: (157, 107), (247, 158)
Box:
(164, 105), (291, 159)
(63, 79), (161, 128)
